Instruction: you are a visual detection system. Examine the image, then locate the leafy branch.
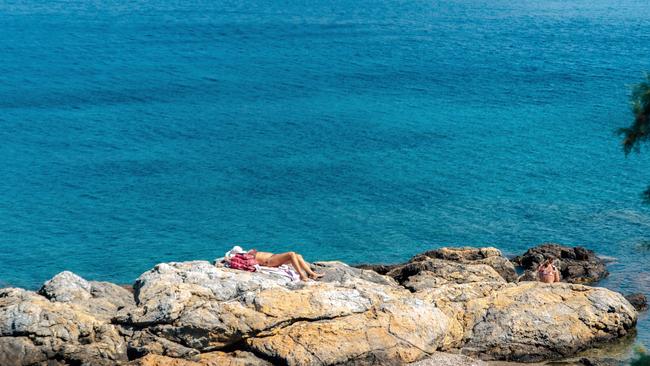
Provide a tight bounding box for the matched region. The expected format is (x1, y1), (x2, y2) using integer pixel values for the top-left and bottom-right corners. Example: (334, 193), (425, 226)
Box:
(619, 74), (650, 155)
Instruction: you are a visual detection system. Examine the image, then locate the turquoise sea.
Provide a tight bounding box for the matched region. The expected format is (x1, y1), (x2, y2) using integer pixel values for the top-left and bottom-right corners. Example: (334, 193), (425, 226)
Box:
(1, 0), (650, 348)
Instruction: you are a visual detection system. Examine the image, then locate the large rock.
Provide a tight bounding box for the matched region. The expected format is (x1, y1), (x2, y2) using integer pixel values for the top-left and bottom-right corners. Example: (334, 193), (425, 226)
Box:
(417, 282), (637, 362)
(116, 260), (455, 365)
(411, 247), (518, 283)
(513, 243), (608, 284)
(0, 287), (128, 366)
(0, 255), (638, 365)
(39, 271), (135, 321)
(247, 298), (451, 365)
(385, 258), (505, 291)
(357, 247), (517, 284)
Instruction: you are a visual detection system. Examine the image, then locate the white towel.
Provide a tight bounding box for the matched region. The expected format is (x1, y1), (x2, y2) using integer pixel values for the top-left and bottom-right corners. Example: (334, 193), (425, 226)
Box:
(256, 264), (301, 282)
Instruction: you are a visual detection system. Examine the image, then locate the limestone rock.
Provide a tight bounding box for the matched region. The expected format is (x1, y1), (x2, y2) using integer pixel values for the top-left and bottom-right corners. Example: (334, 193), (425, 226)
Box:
(248, 297), (452, 366)
(39, 271), (135, 321)
(127, 351), (272, 366)
(39, 271), (92, 302)
(198, 350), (273, 366)
(127, 329), (201, 360)
(116, 260), (453, 365)
(417, 282), (637, 362)
(121, 261), (383, 349)
(386, 258), (505, 291)
(0, 287), (128, 366)
(411, 247), (518, 283)
(0, 336), (44, 366)
(314, 261), (399, 287)
(513, 243), (608, 284)
(128, 353), (196, 366)
(415, 281), (511, 348)
(408, 352), (487, 366)
(0, 255), (638, 366)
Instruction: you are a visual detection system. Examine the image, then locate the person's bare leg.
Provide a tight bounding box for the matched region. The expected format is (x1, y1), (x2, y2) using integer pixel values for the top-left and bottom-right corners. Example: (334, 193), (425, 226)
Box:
(296, 254), (323, 279)
(264, 252), (308, 281)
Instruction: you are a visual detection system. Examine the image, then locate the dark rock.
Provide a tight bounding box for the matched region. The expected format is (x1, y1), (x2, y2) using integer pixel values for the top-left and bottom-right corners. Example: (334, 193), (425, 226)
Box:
(579, 357), (624, 366)
(625, 293), (648, 311)
(512, 243), (608, 284)
(357, 247), (518, 283)
(410, 247), (518, 282)
(385, 258), (505, 291)
(354, 263), (400, 275)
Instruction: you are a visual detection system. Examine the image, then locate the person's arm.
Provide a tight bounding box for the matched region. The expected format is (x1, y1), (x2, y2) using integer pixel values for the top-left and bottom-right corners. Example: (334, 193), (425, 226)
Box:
(554, 266), (560, 282)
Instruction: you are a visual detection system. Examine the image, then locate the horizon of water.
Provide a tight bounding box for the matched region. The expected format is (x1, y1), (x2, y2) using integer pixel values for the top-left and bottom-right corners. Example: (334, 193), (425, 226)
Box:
(1, 0), (650, 347)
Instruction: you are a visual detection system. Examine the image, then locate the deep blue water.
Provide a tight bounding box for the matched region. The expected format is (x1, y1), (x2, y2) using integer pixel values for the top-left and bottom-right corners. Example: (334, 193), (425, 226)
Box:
(1, 0), (650, 348)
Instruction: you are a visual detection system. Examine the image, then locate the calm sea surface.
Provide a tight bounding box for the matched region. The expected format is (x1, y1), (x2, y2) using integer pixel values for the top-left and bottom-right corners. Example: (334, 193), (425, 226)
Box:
(1, 0), (650, 348)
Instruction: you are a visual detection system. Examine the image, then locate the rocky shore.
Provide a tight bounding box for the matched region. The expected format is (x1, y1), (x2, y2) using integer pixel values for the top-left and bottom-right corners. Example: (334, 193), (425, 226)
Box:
(0, 245), (640, 366)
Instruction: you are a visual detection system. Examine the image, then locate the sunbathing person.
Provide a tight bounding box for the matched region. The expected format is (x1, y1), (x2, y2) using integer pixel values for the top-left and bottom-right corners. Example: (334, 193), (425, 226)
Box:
(253, 250), (324, 281)
(225, 246), (323, 281)
(537, 257), (561, 283)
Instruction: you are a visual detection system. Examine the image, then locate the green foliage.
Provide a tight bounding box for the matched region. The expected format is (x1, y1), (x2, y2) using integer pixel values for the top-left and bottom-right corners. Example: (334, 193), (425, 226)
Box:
(619, 75), (650, 155)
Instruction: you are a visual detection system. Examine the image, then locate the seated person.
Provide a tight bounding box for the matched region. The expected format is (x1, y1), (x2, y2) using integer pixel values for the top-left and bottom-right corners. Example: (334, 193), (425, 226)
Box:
(537, 257), (561, 283)
(226, 246), (323, 281)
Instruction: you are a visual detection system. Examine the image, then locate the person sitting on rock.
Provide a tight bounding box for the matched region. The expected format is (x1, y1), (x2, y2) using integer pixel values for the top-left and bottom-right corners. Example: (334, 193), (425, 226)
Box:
(226, 246), (324, 281)
(537, 257), (561, 283)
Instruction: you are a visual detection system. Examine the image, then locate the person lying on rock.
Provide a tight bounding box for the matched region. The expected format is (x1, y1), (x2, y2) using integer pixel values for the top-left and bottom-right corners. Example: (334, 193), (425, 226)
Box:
(227, 246), (324, 281)
(537, 257), (561, 283)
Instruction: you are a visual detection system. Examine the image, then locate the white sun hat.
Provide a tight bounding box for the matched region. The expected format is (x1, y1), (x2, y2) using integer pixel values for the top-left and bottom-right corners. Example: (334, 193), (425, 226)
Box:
(225, 245), (246, 258)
